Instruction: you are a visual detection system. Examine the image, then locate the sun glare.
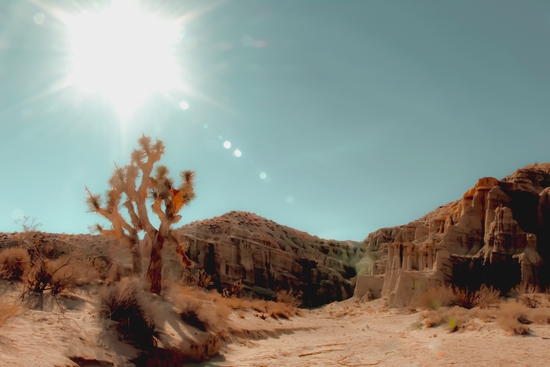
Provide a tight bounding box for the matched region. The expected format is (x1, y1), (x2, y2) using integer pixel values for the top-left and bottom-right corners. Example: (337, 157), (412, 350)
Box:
(67, 0), (182, 116)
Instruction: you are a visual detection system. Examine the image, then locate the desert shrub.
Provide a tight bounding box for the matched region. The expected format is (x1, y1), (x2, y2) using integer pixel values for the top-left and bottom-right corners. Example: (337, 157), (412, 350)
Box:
(452, 287), (473, 309)
(172, 291), (231, 332)
(528, 308), (550, 324)
(0, 302), (19, 328)
(81, 256), (110, 281)
(0, 247), (30, 281)
(164, 281), (299, 330)
(421, 309), (447, 328)
(23, 255), (94, 295)
(420, 306), (470, 331)
(512, 284), (541, 308)
(180, 268), (213, 289)
(99, 277), (158, 350)
(276, 289), (303, 308)
(413, 286), (456, 310)
(266, 302), (294, 320)
(497, 300), (531, 335)
(222, 279), (244, 298)
(471, 285), (501, 308)
(470, 307), (497, 323)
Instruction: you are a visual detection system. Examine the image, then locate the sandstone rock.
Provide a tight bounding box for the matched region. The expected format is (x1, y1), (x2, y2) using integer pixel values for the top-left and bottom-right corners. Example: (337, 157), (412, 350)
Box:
(358, 163), (550, 307)
(171, 211), (366, 307)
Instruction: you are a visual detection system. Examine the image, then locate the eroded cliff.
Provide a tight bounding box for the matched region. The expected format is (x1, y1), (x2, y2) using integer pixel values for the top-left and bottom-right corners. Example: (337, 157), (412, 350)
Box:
(168, 211), (366, 307)
(356, 163), (550, 307)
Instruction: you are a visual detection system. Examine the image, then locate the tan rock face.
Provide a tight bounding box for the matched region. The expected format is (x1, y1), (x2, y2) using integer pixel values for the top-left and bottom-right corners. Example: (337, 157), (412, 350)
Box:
(172, 211), (366, 307)
(360, 163), (550, 307)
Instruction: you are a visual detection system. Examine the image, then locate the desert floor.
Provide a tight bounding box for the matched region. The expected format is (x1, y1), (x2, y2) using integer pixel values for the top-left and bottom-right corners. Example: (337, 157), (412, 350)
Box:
(1, 288), (550, 367)
(196, 298), (550, 367)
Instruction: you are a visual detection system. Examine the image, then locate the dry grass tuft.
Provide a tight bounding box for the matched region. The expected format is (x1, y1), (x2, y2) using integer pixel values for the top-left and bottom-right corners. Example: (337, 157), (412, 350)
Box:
(276, 289), (302, 308)
(99, 277), (158, 350)
(172, 292), (231, 332)
(497, 300), (531, 335)
(471, 285), (501, 309)
(163, 282), (300, 326)
(413, 286), (456, 310)
(0, 247), (30, 281)
(513, 284), (544, 308)
(24, 255), (97, 295)
(420, 306), (471, 331)
(180, 268), (214, 289)
(528, 307), (550, 324)
(414, 285), (501, 311)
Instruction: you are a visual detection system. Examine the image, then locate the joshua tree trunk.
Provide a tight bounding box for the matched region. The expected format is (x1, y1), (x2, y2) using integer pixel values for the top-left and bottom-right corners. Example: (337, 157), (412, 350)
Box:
(130, 242), (142, 276)
(147, 232), (165, 294)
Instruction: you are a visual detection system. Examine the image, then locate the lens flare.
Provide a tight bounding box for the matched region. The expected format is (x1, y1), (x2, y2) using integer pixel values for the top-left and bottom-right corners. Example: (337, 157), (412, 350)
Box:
(67, 0), (182, 116)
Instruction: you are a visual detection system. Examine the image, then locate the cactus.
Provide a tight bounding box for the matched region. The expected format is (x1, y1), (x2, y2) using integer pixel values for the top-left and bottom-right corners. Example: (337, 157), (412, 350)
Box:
(85, 134), (195, 294)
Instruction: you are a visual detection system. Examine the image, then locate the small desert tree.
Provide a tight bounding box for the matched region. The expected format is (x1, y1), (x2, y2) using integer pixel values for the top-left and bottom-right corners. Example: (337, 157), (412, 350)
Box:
(85, 134), (195, 294)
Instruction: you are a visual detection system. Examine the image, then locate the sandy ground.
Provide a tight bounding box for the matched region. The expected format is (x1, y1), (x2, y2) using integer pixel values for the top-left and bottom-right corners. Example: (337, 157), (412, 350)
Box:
(201, 299), (550, 367)
(2, 287), (550, 367)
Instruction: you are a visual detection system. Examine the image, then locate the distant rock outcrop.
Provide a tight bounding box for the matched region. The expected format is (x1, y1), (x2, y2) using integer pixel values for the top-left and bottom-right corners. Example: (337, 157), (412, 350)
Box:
(358, 163), (550, 307)
(167, 211), (366, 307)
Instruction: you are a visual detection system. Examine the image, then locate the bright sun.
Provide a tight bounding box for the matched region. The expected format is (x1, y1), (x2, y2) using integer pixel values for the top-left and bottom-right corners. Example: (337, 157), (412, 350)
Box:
(67, 0), (182, 116)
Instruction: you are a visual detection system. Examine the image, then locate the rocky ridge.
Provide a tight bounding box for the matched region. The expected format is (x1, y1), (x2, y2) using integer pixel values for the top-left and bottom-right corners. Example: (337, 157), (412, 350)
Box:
(170, 211), (366, 307)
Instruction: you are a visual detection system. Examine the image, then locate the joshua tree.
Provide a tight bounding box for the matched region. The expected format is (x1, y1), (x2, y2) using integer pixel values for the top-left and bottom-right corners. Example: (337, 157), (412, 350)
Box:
(85, 134), (196, 294)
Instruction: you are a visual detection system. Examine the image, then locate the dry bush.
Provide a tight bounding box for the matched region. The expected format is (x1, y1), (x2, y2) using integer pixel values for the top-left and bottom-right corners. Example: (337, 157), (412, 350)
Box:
(421, 309), (447, 328)
(24, 255), (96, 295)
(276, 289), (302, 308)
(497, 300), (531, 335)
(0, 302), (19, 328)
(172, 292), (231, 332)
(413, 286), (456, 310)
(222, 279), (244, 298)
(452, 287), (473, 309)
(91, 259), (110, 281)
(0, 247), (30, 281)
(420, 306), (470, 331)
(177, 296), (207, 331)
(163, 281), (300, 330)
(528, 308), (550, 324)
(180, 268), (213, 289)
(471, 285), (501, 309)
(513, 284), (542, 308)
(99, 277), (158, 350)
(470, 307), (497, 323)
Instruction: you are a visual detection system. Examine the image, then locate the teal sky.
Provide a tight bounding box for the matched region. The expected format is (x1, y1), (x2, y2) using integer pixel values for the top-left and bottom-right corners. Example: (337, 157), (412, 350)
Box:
(1, 0), (549, 240)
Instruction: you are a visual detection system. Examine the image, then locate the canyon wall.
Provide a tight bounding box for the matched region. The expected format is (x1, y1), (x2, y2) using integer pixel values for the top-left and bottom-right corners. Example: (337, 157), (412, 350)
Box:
(358, 164), (550, 307)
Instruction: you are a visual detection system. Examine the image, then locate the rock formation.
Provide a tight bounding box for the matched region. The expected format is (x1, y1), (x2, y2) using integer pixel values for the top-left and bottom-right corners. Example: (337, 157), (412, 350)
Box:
(168, 211), (366, 307)
(1, 212), (366, 307)
(357, 163), (550, 307)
